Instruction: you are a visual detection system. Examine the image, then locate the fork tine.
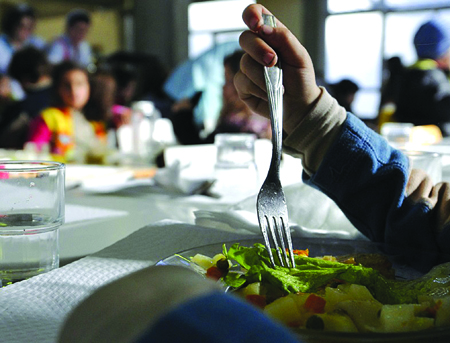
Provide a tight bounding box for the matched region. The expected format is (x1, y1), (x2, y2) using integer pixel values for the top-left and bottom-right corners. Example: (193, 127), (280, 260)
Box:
(268, 216), (285, 267)
(281, 216), (296, 268)
(258, 213), (276, 267)
(274, 216), (289, 267)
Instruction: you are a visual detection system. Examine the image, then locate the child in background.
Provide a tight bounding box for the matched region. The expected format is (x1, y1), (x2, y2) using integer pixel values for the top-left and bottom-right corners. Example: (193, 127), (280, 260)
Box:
(213, 50), (271, 140)
(28, 61), (105, 163)
(83, 70), (132, 150)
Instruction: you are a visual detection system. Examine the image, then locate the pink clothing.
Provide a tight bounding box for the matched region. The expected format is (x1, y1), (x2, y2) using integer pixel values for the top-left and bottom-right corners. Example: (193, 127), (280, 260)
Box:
(28, 116), (52, 149)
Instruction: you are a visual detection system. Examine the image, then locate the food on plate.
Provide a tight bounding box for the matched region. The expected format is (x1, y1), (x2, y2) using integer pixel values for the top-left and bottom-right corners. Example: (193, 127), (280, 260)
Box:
(189, 243), (450, 333)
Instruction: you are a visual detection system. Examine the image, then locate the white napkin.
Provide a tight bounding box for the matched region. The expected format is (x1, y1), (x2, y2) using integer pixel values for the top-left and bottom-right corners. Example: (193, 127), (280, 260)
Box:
(193, 208), (359, 240)
(194, 209), (261, 234)
(153, 160), (215, 195)
(65, 165), (137, 192)
(198, 181), (364, 240)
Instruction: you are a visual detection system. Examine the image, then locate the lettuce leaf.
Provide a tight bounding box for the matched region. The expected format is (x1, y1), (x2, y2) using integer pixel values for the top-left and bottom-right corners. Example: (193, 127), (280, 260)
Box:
(222, 243), (450, 304)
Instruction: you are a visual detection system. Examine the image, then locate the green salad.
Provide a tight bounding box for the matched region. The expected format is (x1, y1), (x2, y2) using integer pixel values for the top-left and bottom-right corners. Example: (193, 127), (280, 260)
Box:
(190, 243), (450, 333)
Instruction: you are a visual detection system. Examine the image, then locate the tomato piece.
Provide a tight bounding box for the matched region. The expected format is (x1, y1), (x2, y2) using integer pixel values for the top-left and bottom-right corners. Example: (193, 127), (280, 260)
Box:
(292, 249), (309, 257)
(304, 294), (326, 313)
(206, 266), (223, 280)
(245, 294), (267, 309)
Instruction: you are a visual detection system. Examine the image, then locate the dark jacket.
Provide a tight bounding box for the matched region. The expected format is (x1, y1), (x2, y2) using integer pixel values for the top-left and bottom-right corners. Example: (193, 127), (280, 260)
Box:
(395, 59), (450, 136)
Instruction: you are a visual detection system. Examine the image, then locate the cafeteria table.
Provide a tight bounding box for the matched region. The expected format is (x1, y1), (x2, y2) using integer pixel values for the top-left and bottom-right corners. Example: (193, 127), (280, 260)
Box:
(2, 139), (449, 342)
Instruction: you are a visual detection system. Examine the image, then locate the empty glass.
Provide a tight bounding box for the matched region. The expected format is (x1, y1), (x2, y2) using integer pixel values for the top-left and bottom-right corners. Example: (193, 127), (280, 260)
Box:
(212, 133), (259, 198)
(402, 150), (442, 184)
(0, 161), (65, 286)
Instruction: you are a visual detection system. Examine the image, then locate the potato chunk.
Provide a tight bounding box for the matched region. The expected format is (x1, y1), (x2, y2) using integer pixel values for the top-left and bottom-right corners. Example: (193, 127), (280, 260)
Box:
(336, 300), (382, 332)
(306, 312), (358, 332)
(379, 304), (434, 332)
(264, 294), (304, 327)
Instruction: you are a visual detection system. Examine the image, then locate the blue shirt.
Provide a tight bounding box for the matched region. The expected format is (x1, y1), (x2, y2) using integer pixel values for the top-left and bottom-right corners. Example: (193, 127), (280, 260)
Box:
(46, 34), (93, 67)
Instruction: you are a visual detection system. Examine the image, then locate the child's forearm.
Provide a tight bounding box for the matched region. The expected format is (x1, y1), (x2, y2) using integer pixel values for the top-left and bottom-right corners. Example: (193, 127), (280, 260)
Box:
(283, 87), (347, 175)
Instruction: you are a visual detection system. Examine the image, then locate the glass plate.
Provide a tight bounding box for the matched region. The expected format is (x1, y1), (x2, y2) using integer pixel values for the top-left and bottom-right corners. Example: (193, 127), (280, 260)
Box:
(157, 237), (450, 343)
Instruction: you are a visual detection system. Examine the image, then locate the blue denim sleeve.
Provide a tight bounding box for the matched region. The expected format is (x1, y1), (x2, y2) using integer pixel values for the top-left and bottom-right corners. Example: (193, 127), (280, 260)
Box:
(136, 293), (300, 343)
(303, 114), (442, 271)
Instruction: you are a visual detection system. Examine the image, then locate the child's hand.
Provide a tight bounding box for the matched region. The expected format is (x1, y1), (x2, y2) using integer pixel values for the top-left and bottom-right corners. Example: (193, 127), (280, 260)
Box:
(234, 4), (321, 135)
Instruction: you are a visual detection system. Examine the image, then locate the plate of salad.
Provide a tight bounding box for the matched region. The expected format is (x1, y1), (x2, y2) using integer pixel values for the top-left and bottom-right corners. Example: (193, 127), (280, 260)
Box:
(157, 237), (450, 343)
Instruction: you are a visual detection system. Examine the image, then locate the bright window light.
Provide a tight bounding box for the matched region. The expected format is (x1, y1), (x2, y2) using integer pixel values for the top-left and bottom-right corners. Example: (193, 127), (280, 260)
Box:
(385, 0), (450, 9)
(189, 0), (255, 32)
(328, 0), (380, 13)
(325, 12), (383, 88)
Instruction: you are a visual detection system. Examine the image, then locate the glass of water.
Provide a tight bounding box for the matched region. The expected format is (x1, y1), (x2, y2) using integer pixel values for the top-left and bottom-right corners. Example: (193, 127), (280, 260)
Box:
(212, 133), (259, 198)
(0, 161), (65, 286)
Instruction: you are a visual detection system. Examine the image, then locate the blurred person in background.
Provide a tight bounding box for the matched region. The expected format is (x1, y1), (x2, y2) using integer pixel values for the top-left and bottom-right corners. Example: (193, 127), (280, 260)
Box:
(171, 50), (271, 144)
(106, 51), (174, 120)
(328, 78), (359, 114)
(111, 64), (138, 108)
(327, 78), (378, 130)
(0, 3), (45, 100)
(164, 41), (241, 134)
(0, 3), (45, 75)
(27, 61), (104, 163)
(0, 74), (14, 135)
(211, 50), (271, 139)
(395, 19), (450, 136)
(0, 47), (53, 149)
(378, 56), (404, 128)
(47, 9), (93, 69)
(84, 69), (132, 148)
(83, 71), (115, 142)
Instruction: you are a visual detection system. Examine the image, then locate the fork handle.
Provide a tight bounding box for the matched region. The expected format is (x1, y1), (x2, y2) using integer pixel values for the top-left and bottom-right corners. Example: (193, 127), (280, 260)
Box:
(263, 14), (283, 177)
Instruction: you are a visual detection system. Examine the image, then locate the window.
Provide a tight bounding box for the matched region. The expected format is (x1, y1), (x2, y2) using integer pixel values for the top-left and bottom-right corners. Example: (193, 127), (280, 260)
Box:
(188, 0), (255, 59)
(325, 0), (450, 119)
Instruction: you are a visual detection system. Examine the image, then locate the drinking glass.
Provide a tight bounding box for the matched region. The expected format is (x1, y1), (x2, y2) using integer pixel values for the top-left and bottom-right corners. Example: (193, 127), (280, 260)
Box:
(401, 150), (442, 184)
(0, 161), (65, 286)
(212, 133), (259, 198)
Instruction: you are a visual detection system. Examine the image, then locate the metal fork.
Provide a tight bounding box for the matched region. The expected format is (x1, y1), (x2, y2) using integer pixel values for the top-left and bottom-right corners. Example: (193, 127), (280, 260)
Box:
(256, 14), (295, 269)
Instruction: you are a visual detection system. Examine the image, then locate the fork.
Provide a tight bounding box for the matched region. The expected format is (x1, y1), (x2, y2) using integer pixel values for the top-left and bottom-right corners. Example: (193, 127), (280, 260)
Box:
(256, 14), (295, 269)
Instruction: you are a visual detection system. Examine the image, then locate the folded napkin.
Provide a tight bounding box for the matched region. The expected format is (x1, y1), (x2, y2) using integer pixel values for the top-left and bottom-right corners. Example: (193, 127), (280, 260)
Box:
(197, 181), (364, 240)
(194, 209), (261, 234)
(153, 160), (216, 195)
(194, 209), (360, 240)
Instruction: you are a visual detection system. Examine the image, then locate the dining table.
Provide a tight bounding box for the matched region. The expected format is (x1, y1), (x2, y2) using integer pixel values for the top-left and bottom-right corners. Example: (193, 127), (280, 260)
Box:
(1, 138), (450, 343)
(0, 140), (309, 343)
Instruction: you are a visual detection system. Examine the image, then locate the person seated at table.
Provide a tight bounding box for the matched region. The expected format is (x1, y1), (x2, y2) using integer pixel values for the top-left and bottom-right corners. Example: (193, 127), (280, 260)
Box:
(0, 47), (52, 149)
(27, 61), (105, 163)
(394, 19), (450, 136)
(83, 69), (132, 148)
(58, 4), (450, 342)
(171, 50), (271, 144)
(0, 3), (45, 75)
(0, 3), (46, 100)
(46, 9), (93, 68)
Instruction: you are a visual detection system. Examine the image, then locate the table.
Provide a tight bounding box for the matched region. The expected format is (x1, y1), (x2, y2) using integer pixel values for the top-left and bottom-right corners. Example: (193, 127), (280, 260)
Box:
(59, 140), (305, 265)
(0, 140), (307, 343)
(8, 137), (450, 342)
